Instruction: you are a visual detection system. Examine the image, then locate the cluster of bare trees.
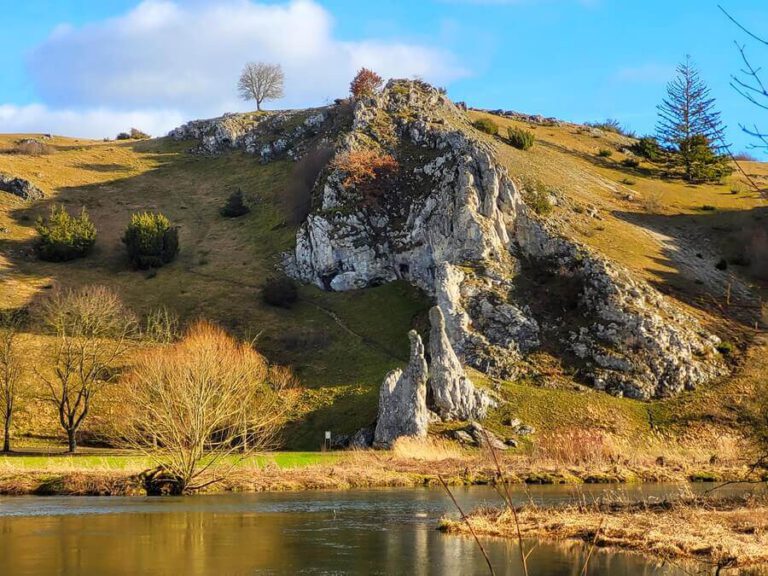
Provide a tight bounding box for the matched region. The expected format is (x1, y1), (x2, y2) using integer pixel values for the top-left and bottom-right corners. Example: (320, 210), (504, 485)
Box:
(118, 321), (297, 493)
(2, 285), (299, 493)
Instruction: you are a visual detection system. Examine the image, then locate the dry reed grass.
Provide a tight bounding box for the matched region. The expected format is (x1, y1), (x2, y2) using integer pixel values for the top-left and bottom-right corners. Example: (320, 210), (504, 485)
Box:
(391, 437), (466, 461)
(441, 494), (768, 573)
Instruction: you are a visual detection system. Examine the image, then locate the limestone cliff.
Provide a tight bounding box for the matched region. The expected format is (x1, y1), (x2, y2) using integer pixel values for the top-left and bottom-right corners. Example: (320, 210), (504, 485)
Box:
(287, 80), (726, 400)
(170, 80), (727, 400)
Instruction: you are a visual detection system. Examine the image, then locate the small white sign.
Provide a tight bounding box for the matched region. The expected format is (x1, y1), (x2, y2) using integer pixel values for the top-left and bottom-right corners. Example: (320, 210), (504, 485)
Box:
(324, 431), (331, 440)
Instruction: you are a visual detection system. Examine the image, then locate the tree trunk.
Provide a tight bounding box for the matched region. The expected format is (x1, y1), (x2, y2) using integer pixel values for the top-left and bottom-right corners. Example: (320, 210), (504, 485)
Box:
(2, 419), (9, 453)
(67, 429), (77, 453)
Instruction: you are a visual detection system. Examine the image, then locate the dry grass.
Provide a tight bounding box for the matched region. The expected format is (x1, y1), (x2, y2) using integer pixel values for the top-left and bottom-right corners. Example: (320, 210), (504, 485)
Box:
(391, 436), (466, 461)
(441, 494), (768, 572)
(469, 110), (768, 332)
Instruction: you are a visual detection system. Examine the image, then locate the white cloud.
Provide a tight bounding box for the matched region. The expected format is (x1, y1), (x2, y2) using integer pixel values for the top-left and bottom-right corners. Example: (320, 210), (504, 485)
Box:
(2, 0), (465, 138)
(0, 104), (184, 139)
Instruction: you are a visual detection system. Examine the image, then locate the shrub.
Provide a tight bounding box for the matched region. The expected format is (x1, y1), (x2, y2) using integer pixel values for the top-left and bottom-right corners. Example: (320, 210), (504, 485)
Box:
(521, 178), (554, 216)
(597, 148), (613, 158)
(122, 212), (179, 269)
(473, 118), (499, 136)
(116, 132), (131, 140)
(330, 149), (398, 202)
(641, 192), (663, 214)
(701, 205), (716, 212)
(262, 276), (298, 308)
(35, 205), (97, 262)
(586, 118), (634, 137)
(129, 128), (150, 140)
(716, 341), (736, 356)
(507, 127), (535, 150)
(622, 158), (640, 169)
(630, 136), (663, 162)
(350, 68), (383, 99)
(620, 178), (636, 186)
(220, 188), (250, 218)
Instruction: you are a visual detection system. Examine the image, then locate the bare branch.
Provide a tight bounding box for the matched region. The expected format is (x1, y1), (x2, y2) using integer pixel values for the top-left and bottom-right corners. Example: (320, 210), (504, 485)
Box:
(117, 321), (299, 494)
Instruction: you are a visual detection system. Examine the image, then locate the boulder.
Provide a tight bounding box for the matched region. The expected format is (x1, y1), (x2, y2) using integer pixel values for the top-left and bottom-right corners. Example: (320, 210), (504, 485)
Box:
(428, 306), (494, 420)
(0, 174), (44, 201)
(373, 331), (429, 449)
(467, 422), (507, 451)
(348, 426), (374, 449)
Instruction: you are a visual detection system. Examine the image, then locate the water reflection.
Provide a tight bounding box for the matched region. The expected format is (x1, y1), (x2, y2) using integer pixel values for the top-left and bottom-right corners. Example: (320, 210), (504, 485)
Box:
(0, 485), (744, 576)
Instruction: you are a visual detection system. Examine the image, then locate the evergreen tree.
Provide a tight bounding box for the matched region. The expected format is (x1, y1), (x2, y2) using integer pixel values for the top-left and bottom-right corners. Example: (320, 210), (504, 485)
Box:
(656, 56), (729, 182)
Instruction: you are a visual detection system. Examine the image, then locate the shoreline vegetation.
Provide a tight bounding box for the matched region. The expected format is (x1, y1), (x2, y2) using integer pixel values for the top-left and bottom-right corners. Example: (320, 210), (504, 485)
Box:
(438, 494), (768, 574)
(1, 437), (766, 497)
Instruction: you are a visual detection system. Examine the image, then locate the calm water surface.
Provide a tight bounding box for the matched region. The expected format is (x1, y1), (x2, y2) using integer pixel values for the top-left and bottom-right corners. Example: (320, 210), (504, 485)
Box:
(0, 483), (746, 576)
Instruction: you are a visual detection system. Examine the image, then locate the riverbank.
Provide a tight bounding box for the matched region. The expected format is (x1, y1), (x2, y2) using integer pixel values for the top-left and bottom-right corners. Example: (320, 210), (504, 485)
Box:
(439, 494), (768, 573)
(1, 444), (766, 496)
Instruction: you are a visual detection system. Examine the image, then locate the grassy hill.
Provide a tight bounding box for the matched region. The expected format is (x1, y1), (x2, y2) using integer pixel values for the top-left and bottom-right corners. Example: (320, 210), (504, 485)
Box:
(1, 109), (766, 452)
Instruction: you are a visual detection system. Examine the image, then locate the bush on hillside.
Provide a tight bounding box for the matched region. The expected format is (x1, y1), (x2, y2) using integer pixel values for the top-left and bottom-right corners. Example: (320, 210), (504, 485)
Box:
(262, 276), (298, 308)
(220, 188), (250, 218)
(586, 118), (634, 137)
(473, 118), (499, 136)
(507, 127), (535, 150)
(129, 128), (150, 140)
(621, 158), (640, 169)
(630, 136), (663, 162)
(350, 68), (384, 99)
(116, 129), (150, 140)
(597, 148), (613, 158)
(521, 178), (554, 216)
(35, 205), (97, 262)
(122, 212), (179, 269)
(330, 149), (399, 204)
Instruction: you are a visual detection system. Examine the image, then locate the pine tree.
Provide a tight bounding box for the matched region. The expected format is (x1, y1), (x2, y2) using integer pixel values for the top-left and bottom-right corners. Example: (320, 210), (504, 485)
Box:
(656, 56), (729, 182)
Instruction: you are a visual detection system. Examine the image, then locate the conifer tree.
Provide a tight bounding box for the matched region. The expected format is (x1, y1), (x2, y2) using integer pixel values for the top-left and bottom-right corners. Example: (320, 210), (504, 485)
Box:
(657, 56), (730, 182)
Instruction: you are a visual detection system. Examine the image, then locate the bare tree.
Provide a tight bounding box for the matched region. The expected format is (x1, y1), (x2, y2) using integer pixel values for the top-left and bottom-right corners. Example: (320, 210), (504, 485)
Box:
(119, 321), (298, 494)
(238, 62), (284, 111)
(720, 5), (768, 151)
(0, 319), (23, 453)
(37, 286), (136, 453)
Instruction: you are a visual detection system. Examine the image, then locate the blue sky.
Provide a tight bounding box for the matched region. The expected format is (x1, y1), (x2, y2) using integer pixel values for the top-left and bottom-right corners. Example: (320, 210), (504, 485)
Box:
(1, 0), (767, 153)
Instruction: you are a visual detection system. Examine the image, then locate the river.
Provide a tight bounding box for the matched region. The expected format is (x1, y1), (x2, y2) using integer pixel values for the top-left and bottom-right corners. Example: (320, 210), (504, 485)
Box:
(0, 483), (745, 575)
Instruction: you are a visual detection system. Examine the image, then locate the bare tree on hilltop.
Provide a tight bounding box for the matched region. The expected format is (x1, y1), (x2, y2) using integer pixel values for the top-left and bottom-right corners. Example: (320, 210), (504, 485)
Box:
(238, 62), (284, 111)
(656, 56), (731, 182)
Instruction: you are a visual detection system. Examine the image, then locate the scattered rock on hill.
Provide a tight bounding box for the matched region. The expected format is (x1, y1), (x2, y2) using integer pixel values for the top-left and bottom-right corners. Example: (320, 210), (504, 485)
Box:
(0, 174), (44, 201)
(373, 331), (429, 448)
(169, 109), (331, 161)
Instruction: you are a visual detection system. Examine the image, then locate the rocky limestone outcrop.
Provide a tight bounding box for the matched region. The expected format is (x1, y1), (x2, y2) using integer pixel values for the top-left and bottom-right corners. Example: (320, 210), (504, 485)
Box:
(373, 331), (429, 448)
(428, 306), (494, 420)
(287, 79), (726, 400)
(169, 108), (331, 161)
(0, 174), (44, 201)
